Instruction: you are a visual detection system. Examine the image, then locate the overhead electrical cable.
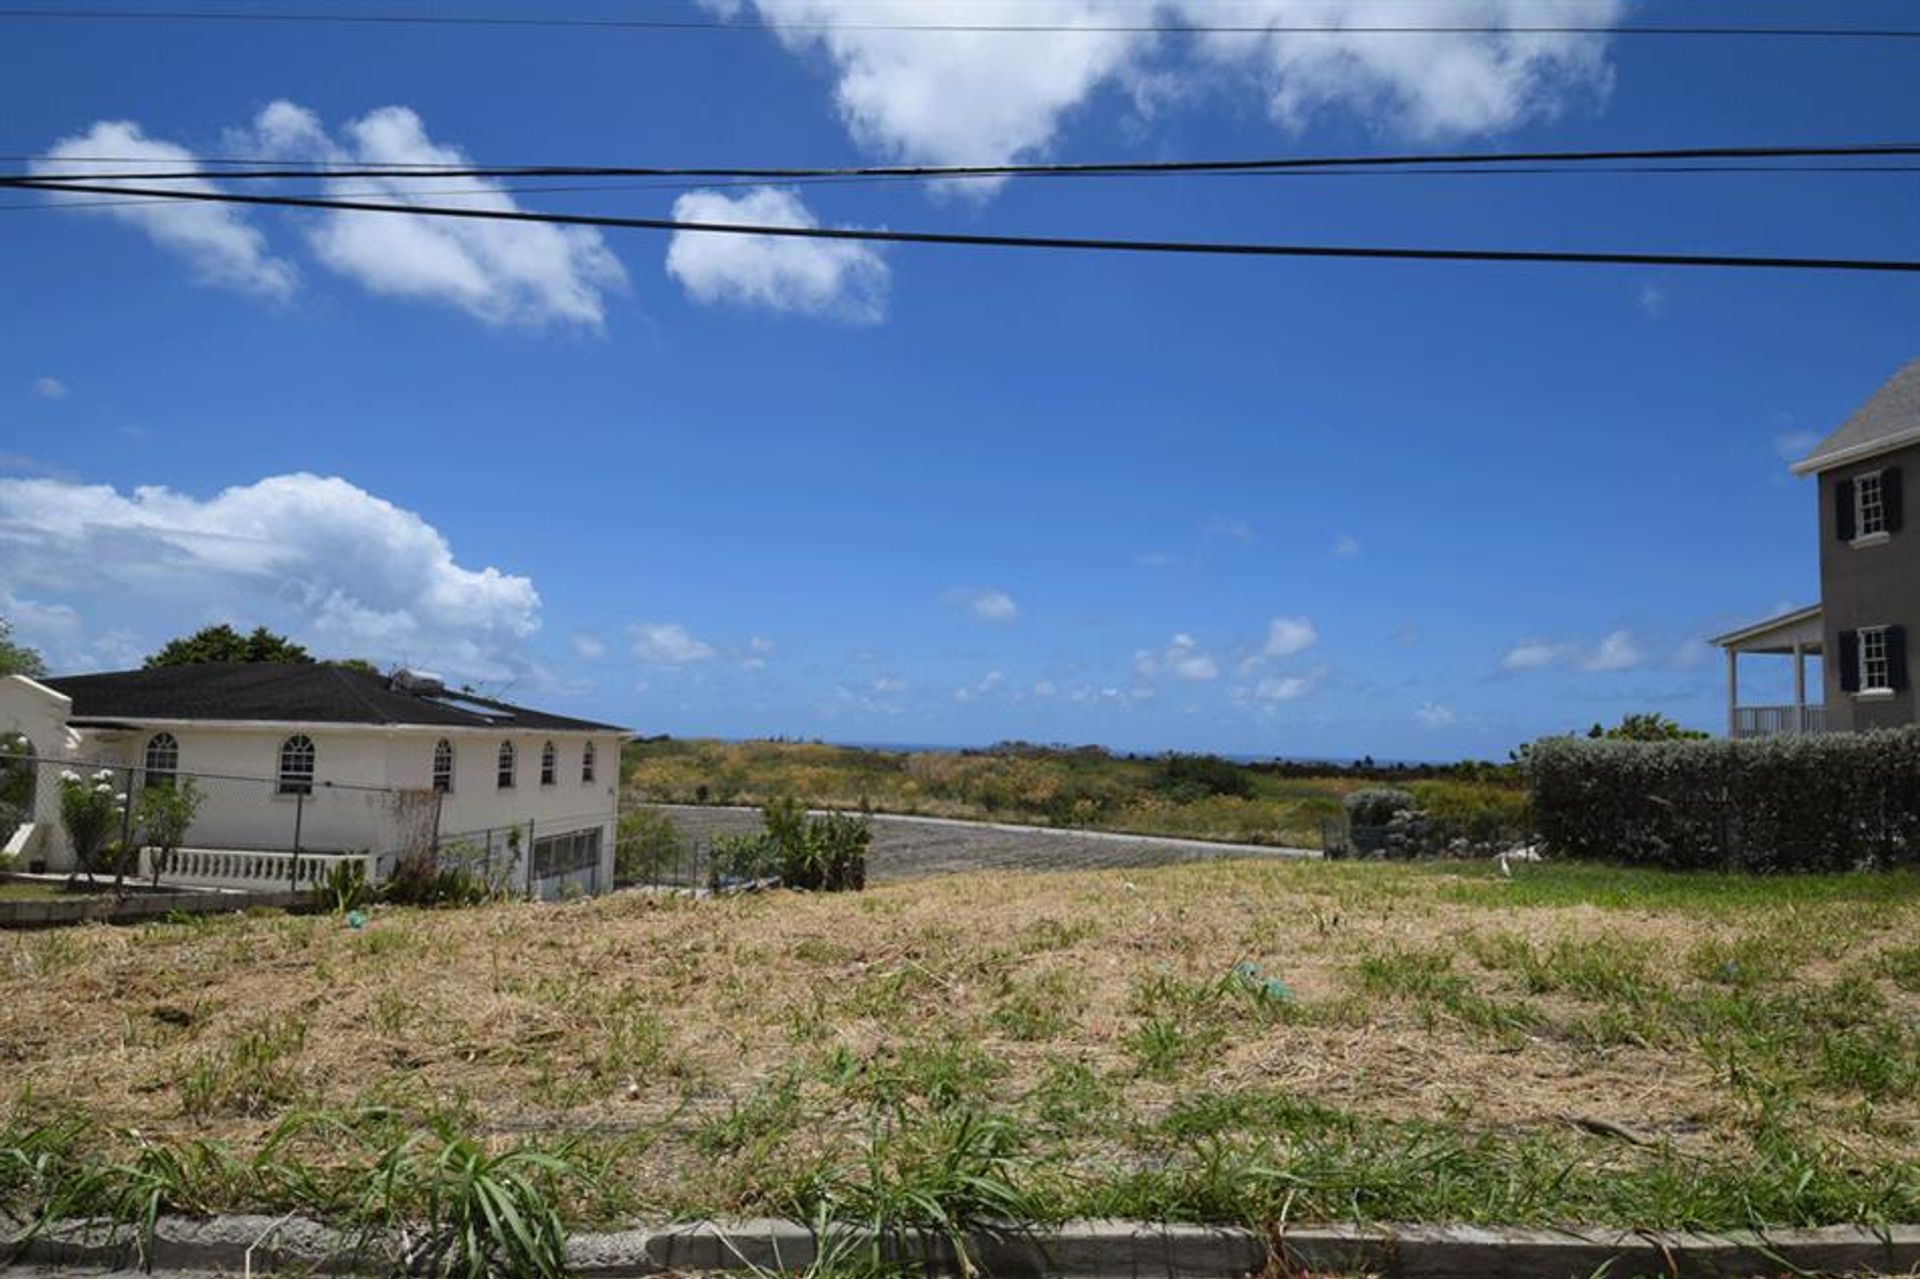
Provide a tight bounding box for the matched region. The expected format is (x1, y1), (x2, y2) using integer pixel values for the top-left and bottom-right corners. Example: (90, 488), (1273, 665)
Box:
(4, 176), (1915, 274)
(17, 142), (1920, 186)
(1, 6), (1917, 38)
(8, 162), (1920, 213)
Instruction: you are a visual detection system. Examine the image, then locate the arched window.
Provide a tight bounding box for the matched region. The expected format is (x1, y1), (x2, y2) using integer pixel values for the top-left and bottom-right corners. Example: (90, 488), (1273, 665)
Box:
(143, 732), (179, 790)
(432, 739), (454, 794)
(496, 740), (516, 790)
(540, 740), (557, 786)
(277, 735), (315, 795)
(582, 741), (596, 784)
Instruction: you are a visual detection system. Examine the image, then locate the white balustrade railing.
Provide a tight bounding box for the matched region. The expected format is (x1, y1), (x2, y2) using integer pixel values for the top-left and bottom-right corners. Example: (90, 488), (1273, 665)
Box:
(1732, 704), (1827, 738)
(143, 847), (371, 892)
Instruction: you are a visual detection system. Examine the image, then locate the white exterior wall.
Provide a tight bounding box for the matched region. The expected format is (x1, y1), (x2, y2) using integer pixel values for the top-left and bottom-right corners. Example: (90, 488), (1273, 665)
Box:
(0, 673), (622, 893)
(0, 675), (87, 867)
(386, 728), (621, 894)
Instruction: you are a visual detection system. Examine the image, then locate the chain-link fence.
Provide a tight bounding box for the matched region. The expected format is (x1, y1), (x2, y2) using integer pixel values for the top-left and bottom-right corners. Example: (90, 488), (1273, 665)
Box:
(1, 744), (398, 881)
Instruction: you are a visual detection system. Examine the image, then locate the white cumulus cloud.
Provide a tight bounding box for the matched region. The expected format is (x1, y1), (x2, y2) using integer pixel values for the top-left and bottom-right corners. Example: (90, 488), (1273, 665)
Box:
(571, 633), (607, 660)
(1179, 0), (1622, 140)
(706, 0), (1622, 174)
(1415, 701), (1457, 728)
(945, 586), (1019, 622)
(1500, 640), (1567, 671)
(666, 186), (890, 322)
(32, 121), (297, 299)
(630, 622), (717, 665)
(245, 100), (627, 328)
(1262, 615), (1318, 659)
(1137, 633), (1219, 681)
(1580, 628), (1646, 672)
(0, 473), (539, 673)
(1501, 628), (1647, 673)
(32, 377), (68, 401)
(706, 0), (1150, 173)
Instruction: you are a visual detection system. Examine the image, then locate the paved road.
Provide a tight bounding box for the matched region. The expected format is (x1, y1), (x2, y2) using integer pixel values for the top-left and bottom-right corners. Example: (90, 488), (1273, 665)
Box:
(652, 804), (1318, 882)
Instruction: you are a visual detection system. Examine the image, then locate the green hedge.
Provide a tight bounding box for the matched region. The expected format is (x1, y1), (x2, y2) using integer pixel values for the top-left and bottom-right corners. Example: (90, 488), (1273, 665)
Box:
(1525, 727), (1920, 872)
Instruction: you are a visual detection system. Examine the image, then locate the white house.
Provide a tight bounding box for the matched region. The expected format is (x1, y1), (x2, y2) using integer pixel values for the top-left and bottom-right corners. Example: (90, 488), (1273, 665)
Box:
(0, 663), (626, 901)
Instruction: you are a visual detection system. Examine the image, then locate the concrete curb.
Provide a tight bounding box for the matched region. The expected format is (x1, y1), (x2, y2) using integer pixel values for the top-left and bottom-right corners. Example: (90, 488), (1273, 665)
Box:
(10, 1216), (1920, 1276)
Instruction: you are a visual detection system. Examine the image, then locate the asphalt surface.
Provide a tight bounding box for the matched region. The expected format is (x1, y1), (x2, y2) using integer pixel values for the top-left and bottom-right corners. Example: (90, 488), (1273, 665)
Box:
(652, 804), (1318, 881)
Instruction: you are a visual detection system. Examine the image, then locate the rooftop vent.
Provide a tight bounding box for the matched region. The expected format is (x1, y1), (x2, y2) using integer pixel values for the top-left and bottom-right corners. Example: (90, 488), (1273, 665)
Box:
(390, 668), (446, 697)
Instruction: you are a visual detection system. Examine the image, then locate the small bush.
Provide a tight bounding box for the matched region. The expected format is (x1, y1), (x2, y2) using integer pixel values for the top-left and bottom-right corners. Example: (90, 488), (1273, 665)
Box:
(1411, 780), (1531, 846)
(711, 832), (780, 883)
(1343, 787), (1417, 827)
(1525, 728), (1920, 872)
(1154, 753), (1255, 803)
(761, 797), (869, 891)
(382, 848), (494, 907)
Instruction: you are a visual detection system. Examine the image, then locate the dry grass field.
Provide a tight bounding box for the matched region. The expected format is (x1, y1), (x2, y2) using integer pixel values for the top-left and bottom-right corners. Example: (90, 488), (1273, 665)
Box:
(4, 857), (1920, 1241)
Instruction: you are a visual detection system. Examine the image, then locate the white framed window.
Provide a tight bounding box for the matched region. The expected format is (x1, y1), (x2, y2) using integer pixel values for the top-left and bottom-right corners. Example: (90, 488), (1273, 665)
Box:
(540, 740), (557, 787)
(432, 739), (454, 794)
(1860, 626), (1892, 692)
(1856, 471), (1887, 539)
(277, 735), (316, 795)
(582, 741), (596, 784)
(143, 732), (179, 790)
(497, 740), (516, 790)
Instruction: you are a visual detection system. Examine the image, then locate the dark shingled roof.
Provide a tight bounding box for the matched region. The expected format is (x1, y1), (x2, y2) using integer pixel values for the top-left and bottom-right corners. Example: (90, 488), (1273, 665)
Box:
(1793, 358), (1920, 475)
(43, 663), (626, 733)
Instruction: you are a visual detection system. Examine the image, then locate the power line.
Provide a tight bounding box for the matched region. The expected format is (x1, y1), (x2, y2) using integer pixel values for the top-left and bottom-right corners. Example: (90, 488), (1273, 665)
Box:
(18, 142), (1920, 186)
(2, 6), (1917, 38)
(6, 176), (1916, 274)
(7, 162), (1919, 213)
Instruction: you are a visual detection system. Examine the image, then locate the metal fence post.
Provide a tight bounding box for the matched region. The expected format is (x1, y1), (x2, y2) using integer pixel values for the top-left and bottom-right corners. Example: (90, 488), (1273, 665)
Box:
(525, 818), (536, 901)
(116, 763), (136, 890)
(291, 789), (305, 892)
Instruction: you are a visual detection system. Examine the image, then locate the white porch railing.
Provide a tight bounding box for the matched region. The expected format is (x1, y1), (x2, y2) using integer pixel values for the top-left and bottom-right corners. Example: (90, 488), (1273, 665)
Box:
(143, 847), (372, 892)
(1732, 704), (1827, 739)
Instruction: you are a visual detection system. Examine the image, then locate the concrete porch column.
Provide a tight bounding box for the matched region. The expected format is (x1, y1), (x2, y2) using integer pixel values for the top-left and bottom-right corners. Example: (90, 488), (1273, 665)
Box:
(1793, 643), (1807, 733)
(1726, 646), (1739, 737)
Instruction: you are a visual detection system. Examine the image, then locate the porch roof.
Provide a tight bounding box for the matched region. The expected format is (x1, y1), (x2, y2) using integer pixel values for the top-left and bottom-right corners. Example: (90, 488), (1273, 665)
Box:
(1710, 604), (1823, 655)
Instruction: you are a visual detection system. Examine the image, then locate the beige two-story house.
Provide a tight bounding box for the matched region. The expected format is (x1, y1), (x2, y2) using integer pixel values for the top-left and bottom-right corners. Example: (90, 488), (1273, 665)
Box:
(1714, 359), (1915, 736)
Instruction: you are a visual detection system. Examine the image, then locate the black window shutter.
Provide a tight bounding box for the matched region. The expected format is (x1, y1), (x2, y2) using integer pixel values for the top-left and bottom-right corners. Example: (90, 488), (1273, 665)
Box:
(1888, 626), (1909, 692)
(1835, 477), (1856, 541)
(1838, 629), (1861, 692)
(1883, 466), (1904, 533)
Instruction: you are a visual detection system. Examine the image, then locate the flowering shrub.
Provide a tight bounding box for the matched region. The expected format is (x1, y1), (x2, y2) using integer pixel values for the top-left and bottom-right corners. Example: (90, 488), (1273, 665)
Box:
(1525, 727), (1920, 872)
(137, 777), (203, 882)
(58, 768), (127, 879)
(1343, 787), (1417, 826)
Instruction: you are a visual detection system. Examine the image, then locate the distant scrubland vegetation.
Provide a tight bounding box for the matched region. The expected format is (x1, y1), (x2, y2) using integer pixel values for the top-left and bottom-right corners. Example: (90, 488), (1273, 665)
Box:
(622, 738), (1527, 850)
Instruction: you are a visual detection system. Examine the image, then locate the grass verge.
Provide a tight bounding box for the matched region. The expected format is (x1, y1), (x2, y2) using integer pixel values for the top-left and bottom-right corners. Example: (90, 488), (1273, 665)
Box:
(3, 857), (1918, 1255)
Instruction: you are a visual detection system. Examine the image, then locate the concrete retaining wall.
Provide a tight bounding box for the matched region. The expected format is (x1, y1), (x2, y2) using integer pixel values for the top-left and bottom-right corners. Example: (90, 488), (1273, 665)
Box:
(0, 883), (305, 929)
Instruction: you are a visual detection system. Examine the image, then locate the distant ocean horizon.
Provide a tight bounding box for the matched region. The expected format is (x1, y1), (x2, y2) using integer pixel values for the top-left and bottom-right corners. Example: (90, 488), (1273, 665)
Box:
(699, 736), (1454, 768)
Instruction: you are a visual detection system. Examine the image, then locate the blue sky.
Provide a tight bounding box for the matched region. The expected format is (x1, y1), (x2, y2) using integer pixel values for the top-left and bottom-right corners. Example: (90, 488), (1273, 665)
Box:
(2, 0), (1916, 760)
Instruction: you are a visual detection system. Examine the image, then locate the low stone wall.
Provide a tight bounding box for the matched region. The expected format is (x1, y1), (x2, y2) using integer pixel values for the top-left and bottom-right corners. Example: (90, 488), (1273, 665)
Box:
(0, 880), (307, 929)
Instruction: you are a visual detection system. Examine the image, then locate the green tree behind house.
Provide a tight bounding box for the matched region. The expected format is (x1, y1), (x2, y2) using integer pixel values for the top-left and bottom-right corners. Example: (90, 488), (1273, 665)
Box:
(145, 625), (314, 668)
(0, 618), (47, 679)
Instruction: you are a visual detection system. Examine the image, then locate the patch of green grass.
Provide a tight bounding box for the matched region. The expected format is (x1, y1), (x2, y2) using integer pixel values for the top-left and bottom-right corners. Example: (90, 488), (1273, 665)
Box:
(1355, 946), (1540, 1040)
(1435, 862), (1920, 914)
(1469, 931), (1667, 1004)
(0, 880), (73, 901)
(178, 1015), (310, 1119)
(988, 967), (1083, 1042)
(1876, 943), (1920, 993)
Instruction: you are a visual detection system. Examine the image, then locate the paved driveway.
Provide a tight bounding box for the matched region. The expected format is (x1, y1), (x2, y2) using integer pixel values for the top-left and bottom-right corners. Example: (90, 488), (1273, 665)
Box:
(652, 804), (1317, 882)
